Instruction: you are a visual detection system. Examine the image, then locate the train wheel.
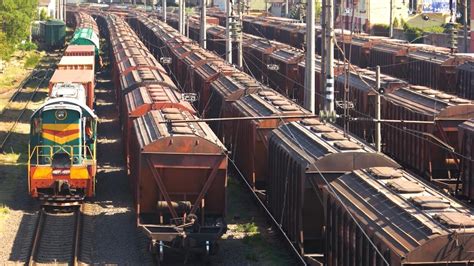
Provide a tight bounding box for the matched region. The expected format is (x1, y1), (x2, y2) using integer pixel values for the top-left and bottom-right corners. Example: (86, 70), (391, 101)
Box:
(150, 240), (165, 265)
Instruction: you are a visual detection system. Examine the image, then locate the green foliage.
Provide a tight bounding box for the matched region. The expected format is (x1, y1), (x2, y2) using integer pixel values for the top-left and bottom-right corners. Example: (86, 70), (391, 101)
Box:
(0, 32), (14, 60)
(315, 0), (322, 18)
(236, 222), (258, 233)
(19, 41), (37, 51)
(0, 0), (38, 59)
(393, 17), (399, 28)
(24, 52), (40, 68)
(372, 24), (390, 37)
(39, 8), (49, 21)
(423, 25), (445, 33)
(403, 22), (424, 43)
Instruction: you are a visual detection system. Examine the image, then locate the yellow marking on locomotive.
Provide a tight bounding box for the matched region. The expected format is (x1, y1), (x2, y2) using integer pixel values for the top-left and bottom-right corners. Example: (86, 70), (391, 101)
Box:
(42, 123), (79, 130)
(42, 132), (80, 145)
(70, 166), (90, 179)
(32, 166), (53, 179)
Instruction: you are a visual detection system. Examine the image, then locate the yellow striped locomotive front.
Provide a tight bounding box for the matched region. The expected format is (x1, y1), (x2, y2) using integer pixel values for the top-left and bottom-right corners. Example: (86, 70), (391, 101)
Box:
(28, 95), (97, 201)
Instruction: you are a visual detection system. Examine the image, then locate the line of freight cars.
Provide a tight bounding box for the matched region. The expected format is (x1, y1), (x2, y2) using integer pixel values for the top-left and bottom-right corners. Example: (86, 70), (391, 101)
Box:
(155, 13), (474, 201)
(28, 11), (100, 202)
(93, 11), (229, 263)
(205, 9), (474, 100)
(126, 12), (474, 265)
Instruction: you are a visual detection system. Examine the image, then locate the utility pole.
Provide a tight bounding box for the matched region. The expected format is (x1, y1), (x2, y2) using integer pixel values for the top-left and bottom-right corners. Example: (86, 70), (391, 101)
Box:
(320, 0), (326, 109)
(200, 0), (207, 48)
(182, 0), (186, 35)
(463, 0), (468, 53)
(61, 0), (64, 21)
(375, 66), (382, 152)
(305, 0), (316, 113)
(285, 0), (289, 17)
(178, 0), (182, 34)
(163, 0), (167, 22)
(389, 0), (393, 37)
(237, 0), (243, 68)
(225, 0), (233, 64)
(323, 0), (335, 115)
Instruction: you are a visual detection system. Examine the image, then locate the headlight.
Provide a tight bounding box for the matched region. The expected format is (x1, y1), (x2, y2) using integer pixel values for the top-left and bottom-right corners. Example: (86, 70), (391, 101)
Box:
(55, 110), (67, 120)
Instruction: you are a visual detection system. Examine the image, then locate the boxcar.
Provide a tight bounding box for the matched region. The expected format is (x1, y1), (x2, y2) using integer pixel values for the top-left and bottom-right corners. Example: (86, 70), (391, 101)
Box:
(326, 166), (474, 265)
(456, 61), (474, 100)
(368, 40), (411, 78)
(267, 119), (400, 262)
(459, 119), (474, 200)
(230, 89), (309, 190)
(64, 45), (96, 57)
(130, 109), (228, 254)
(49, 69), (95, 109)
(57, 55), (95, 71)
(382, 86), (474, 189)
(42, 19), (66, 50)
(267, 47), (304, 99)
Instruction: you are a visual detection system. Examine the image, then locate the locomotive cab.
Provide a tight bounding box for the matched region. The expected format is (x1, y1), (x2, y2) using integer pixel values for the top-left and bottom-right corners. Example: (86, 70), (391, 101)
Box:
(28, 84), (97, 201)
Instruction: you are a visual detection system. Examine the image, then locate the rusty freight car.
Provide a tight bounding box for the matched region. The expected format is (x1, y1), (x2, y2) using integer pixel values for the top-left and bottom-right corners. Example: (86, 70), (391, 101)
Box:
(456, 60), (474, 100)
(382, 86), (474, 190)
(130, 108), (228, 260)
(230, 89), (309, 190)
(267, 119), (400, 263)
(266, 46), (304, 99)
(325, 166), (474, 265)
(459, 119), (474, 201)
(97, 13), (230, 261)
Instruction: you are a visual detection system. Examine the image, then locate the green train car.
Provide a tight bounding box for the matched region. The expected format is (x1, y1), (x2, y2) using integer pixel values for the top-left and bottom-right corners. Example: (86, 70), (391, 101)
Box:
(41, 19), (66, 50)
(70, 28), (100, 55)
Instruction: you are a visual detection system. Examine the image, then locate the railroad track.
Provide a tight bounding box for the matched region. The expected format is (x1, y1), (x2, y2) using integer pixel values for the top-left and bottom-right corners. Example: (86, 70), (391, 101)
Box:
(0, 69), (52, 152)
(28, 204), (83, 266)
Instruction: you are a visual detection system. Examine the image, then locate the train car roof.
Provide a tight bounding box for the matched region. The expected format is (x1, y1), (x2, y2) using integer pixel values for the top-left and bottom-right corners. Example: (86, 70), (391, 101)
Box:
(330, 167), (474, 262)
(50, 69), (94, 84)
(232, 89), (308, 117)
(270, 119), (400, 173)
(133, 108), (226, 152)
(58, 55), (94, 66)
(209, 71), (262, 101)
(270, 47), (304, 63)
(124, 84), (195, 116)
(65, 45), (95, 53)
(119, 67), (176, 95)
(385, 85), (474, 118)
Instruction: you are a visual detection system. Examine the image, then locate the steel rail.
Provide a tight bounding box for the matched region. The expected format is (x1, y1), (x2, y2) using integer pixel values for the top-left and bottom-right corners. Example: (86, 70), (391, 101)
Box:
(28, 208), (45, 266)
(0, 70), (52, 152)
(28, 205), (82, 266)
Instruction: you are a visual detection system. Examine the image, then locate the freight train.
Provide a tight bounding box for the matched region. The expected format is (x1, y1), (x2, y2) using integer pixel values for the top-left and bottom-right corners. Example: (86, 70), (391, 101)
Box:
(204, 10), (474, 100)
(93, 12), (228, 263)
(126, 12), (474, 265)
(155, 13), (474, 198)
(28, 12), (100, 202)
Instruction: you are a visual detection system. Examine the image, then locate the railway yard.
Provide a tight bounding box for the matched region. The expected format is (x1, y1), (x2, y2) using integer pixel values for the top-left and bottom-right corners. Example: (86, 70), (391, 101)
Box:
(0, 3), (474, 266)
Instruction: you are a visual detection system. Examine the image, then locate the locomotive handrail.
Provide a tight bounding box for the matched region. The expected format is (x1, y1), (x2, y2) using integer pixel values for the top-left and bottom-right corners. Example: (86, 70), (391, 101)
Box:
(29, 145), (95, 166)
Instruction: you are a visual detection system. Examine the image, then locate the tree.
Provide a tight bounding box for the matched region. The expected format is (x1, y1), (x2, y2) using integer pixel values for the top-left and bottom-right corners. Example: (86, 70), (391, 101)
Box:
(0, 0), (38, 53)
(39, 8), (49, 21)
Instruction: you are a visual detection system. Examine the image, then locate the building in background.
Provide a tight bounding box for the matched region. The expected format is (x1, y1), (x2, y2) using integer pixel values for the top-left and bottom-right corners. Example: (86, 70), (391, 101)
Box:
(213, 0), (267, 11)
(337, 0), (454, 33)
(38, 0), (56, 19)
